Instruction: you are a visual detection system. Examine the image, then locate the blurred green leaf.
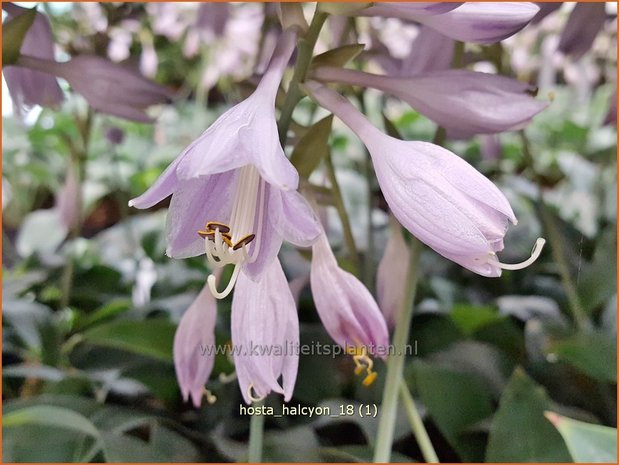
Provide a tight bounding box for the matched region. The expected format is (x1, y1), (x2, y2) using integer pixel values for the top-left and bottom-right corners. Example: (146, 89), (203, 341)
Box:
(486, 368), (571, 462)
(578, 230), (617, 314)
(2, 7), (37, 65)
(545, 411), (617, 463)
(311, 44), (366, 69)
(16, 209), (68, 257)
(3, 405), (101, 441)
(549, 330), (617, 383)
(290, 115), (333, 179)
(82, 319), (175, 363)
(411, 359), (494, 461)
(451, 304), (502, 336)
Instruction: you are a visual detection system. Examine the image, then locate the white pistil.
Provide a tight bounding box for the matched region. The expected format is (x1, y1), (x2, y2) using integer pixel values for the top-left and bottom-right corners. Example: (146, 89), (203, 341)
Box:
(491, 237), (546, 270)
(205, 165), (265, 299)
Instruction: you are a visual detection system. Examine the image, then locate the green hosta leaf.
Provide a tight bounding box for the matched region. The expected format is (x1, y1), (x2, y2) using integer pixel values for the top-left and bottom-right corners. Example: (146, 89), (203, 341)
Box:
(2, 7), (37, 65)
(3, 405), (101, 440)
(411, 360), (494, 461)
(82, 319), (175, 363)
(549, 330), (616, 383)
(450, 304), (502, 336)
(290, 115), (333, 179)
(486, 368), (571, 462)
(545, 411), (617, 463)
(311, 44), (366, 70)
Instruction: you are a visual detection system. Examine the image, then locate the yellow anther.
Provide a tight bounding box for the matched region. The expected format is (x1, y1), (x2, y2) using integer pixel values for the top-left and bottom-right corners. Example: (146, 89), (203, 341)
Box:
(362, 371), (378, 387)
(232, 233), (256, 250)
(205, 221), (231, 233)
(354, 365), (365, 376)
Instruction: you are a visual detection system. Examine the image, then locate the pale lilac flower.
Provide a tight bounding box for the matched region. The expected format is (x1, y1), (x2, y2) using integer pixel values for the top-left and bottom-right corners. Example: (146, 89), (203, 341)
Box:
(174, 279), (218, 407)
(130, 28), (320, 299)
(358, 2), (462, 19)
(232, 258), (299, 403)
(311, 230), (389, 385)
(312, 67), (547, 137)
(531, 2), (562, 24)
(2, 3), (63, 112)
(305, 82), (545, 277)
(376, 217), (410, 328)
(140, 42), (158, 79)
(358, 2), (539, 44)
(17, 54), (172, 123)
(196, 2), (230, 39)
(480, 135), (502, 162)
(558, 3), (607, 59)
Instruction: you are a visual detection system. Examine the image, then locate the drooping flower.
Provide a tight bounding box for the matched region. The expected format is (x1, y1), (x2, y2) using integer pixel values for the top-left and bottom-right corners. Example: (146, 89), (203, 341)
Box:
(310, 230), (390, 385)
(130, 28), (320, 299)
(232, 258), (299, 404)
(305, 82), (545, 277)
(312, 67), (547, 138)
(558, 3), (607, 59)
(376, 217), (410, 328)
(2, 3), (64, 113)
(356, 2), (540, 44)
(17, 54), (172, 123)
(174, 278), (218, 407)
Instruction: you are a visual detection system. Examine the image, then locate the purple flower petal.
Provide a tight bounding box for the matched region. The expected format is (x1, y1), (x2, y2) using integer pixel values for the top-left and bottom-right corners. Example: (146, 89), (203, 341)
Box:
(305, 82), (519, 277)
(232, 258), (299, 403)
(310, 232), (389, 356)
(415, 2), (540, 44)
(312, 67), (547, 136)
(272, 189), (322, 247)
(558, 3), (606, 59)
(376, 217), (410, 328)
(360, 2), (462, 19)
(165, 171), (236, 258)
(174, 279), (218, 407)
(400, 26), (454, 76)
(2, 3), (63, 111)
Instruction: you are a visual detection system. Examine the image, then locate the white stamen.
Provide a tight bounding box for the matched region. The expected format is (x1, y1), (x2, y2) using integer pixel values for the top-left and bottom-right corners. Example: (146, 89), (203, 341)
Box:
(247, 383), (266, 403)
(204, 165), (265, 298)
(208, 264), (242, 299)
(491, 237), (546, 270)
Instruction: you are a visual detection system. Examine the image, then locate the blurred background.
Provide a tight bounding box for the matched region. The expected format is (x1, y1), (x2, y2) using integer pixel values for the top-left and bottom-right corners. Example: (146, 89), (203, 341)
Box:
(2, 2), (617, 463)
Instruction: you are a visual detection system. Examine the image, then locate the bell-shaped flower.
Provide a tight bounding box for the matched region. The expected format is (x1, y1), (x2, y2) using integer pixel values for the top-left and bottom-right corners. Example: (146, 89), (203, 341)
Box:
(312, 67), (547, 138)
(356, 2), (539, 44)
(305, 82), (545, 277)
(232, 258), (299, 404)
(130, 28), (321, 299)
(17, 54), (172, 123)
(358, 2), (462, 18)
(2, 3), (64, 112)
(558, 3), (607, 59)
(376, 217), (410, 328)
(310, 230), (389, 386)
(173, 279), (218, 407)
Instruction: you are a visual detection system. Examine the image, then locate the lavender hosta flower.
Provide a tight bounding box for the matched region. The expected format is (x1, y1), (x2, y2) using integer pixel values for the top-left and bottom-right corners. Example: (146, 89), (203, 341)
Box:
(531, 2), (562, 24)
(130, 28), (320, 300)
(174, 278), (218, 407)
(196, 2), (230, 39)
(305, 82), (545, 277)
(311, 230), (389, 385)
(358, 2), (462, 19)
(558, 3), (607, 59)
(376, 217), (410, 329)
(312, 67), (547, 138)
(17, 54), (172, 123)
(232, 258), (299, 404)
(2, 3), (63, 112)
(358, 2), (539, 44)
